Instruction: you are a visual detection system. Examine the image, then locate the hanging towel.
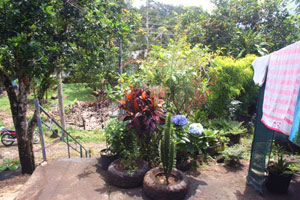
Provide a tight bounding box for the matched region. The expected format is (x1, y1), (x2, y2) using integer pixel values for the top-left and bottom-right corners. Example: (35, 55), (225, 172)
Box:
(261, 41), (300, 135)
(289, 89), (300, 146)
(252, 55), (270, 86)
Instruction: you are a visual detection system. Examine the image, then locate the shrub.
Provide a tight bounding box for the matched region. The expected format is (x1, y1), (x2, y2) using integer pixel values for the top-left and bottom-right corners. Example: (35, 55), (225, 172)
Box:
(207, 54), (258, 118)
(223, 144), (245, 167)
(137, 37), (215, 116)
(105, 118), (135, 155)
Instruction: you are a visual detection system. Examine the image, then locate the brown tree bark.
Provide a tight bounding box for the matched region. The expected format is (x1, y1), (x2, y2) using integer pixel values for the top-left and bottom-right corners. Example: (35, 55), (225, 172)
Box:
(0, 73), (35, 174)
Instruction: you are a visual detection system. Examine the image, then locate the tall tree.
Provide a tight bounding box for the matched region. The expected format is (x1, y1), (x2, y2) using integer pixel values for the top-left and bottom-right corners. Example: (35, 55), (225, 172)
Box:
(0, 0), (133, 174)
(178, 0), (300, 57)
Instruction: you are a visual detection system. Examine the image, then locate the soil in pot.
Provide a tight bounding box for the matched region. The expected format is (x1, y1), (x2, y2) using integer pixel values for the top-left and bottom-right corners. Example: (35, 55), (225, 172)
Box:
(143, 167), (189, 200)
(99, 148), (118, 170)
(265, 171), (293, 194)
(107, 158), (150, 188)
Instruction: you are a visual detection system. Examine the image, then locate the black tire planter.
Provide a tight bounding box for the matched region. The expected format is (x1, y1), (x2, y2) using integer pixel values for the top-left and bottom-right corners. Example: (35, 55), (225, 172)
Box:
(266, 171), (293, 194)
(143, 167), (189, 200)
(107, 158), (150, 188)
(99, 149), (118, 170)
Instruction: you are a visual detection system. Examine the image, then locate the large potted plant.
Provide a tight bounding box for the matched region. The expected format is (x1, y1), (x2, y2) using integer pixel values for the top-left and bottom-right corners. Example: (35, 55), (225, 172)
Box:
(143, 114), (189, 200)
(119, 86), (165, 164)
(265, 154), (294, 194)
(107, 150), (150, 188)
(99, 118), (127, 170)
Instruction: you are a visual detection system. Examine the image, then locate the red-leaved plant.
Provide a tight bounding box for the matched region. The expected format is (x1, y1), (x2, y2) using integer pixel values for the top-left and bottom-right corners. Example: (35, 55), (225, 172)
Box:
(120, 86), (165, 133)
(119, 86), (166, 162)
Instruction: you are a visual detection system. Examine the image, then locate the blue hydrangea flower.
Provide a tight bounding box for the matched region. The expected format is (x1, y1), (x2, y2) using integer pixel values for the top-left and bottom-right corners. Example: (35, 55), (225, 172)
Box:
(189, 123), (204, 135)
(172, 115), (188, 126)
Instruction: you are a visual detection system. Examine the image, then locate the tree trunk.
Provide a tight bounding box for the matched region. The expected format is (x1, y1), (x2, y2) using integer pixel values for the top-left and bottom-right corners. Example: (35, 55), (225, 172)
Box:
(1, 73), (36, 174)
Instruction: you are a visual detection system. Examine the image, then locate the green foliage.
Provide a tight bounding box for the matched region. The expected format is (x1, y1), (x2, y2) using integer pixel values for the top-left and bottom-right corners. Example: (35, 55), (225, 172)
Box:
(105, 118), (135, 155)
(202, 129), (227, 148)
(207, 119), (247, 136)
(268, 155), (293, 175)
(159, 114), (176, 184)
(67, 1), (140, 89)
(178, 0), (300, 57)
(269, 144), (294, 174)
(207, 54), (258, 117)
(120, 150), (140, 174)
(173, 125), (190, 163)
(0, 158), (21, 172)
(139, 37), (215, 116)
(223, 144), (245, 167)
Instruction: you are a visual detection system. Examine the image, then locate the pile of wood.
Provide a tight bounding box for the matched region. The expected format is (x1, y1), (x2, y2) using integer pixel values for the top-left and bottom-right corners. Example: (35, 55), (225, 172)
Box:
(52, 101), (119, 130)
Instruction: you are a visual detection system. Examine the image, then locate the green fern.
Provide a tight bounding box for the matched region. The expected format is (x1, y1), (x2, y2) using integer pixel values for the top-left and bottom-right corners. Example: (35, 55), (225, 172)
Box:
(159, 113), (176, 184)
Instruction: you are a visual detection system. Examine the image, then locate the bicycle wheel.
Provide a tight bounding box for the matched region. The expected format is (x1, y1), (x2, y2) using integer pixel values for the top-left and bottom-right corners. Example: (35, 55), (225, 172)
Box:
(1, 133), (15, 146)
(33, 131), (40, 144)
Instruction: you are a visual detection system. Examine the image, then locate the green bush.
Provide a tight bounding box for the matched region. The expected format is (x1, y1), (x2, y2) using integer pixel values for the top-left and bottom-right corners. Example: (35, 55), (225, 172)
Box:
(137, 37), (215, 116)
(223, 144), (245, 167)
(207, 54), (258, 118)
(105, 118), (136, 155)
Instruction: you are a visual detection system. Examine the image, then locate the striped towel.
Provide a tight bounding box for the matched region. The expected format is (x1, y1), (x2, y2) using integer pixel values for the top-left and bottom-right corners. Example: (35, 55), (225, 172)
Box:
(261, 41), (300, 135)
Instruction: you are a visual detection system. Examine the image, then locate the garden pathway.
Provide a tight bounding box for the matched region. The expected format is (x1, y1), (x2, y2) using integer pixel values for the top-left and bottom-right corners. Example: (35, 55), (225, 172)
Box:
(15, 158), (300, 200)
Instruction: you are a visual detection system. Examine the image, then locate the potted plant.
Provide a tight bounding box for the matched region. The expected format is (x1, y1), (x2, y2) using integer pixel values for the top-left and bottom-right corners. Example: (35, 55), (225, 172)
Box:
(107, 150), (150, 188)
(265, 154), (294, 194)
(99, 118), (127, 170)
(143, 114), (189, 200)
(208, 119), (246, 145)
(119, 86), (166, 164)
(222, 121), (247, 145)
(203, 129), (226, 156)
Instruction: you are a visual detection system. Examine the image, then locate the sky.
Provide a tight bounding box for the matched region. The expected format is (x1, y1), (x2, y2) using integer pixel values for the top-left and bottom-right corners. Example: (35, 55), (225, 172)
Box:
(133, 0), (214, 12)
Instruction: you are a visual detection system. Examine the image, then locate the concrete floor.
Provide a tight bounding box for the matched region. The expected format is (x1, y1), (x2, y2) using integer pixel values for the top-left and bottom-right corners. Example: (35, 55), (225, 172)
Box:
(15, 158), (300, 200)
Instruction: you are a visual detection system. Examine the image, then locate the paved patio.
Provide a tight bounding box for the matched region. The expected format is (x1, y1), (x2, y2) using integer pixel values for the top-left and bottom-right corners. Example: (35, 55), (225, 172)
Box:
(15, 158), (300, 200)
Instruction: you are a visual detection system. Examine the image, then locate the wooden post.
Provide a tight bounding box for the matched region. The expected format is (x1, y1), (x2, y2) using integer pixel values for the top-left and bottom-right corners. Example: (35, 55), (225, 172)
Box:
(57, 71), (66, 139)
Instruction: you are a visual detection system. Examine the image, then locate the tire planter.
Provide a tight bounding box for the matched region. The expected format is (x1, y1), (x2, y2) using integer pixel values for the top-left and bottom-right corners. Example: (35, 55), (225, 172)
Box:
(143, 167), (189, 200)
(99, 149), (118, 170)
(107, 158), (150, 188)
(266, 171), (293, 194)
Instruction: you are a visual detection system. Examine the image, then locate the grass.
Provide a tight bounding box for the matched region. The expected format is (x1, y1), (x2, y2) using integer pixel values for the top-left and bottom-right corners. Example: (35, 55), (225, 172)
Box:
(66, 127), (106, 143)
(0, 96), (11, 113)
